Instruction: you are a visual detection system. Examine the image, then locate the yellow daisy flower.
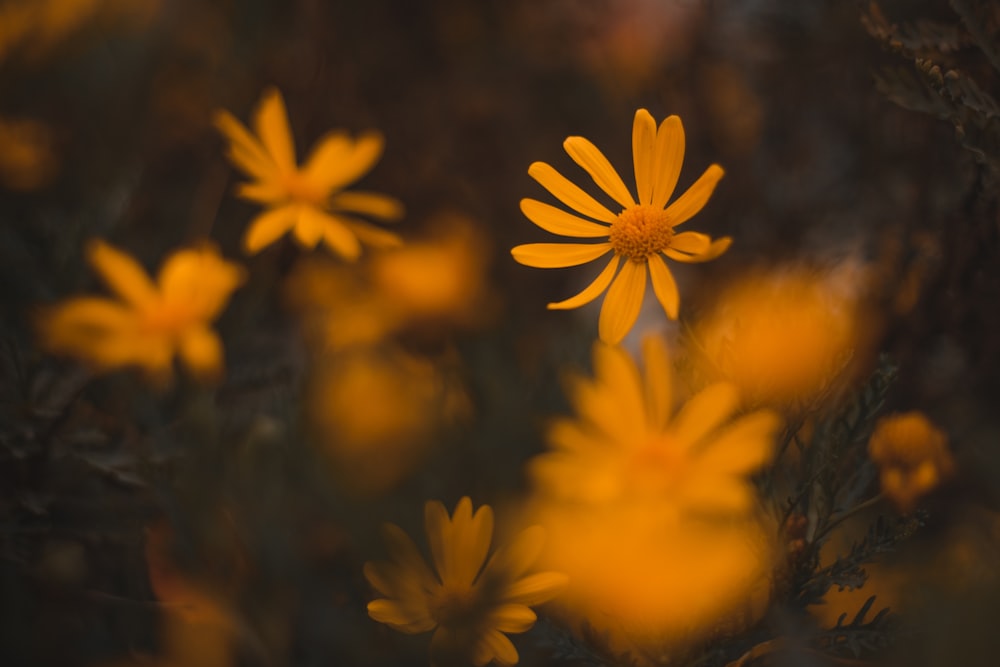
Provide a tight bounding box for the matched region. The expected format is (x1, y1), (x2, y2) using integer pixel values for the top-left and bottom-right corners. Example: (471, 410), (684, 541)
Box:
(511, 110), (730, 343)
(39, 240), (244, 385)
(530, 337), (779, 518)
(364, 497), (567, 666)
(214, 88), (404, 259)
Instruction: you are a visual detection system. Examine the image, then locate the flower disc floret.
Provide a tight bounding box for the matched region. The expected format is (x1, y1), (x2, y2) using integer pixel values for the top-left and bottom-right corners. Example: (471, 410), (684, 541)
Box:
(610, 205), (675, 262)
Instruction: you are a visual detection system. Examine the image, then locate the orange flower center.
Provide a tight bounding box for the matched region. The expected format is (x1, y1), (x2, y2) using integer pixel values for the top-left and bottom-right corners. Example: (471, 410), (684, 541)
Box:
(282, 171), (327, 206)
(140, 302), (196, 336)
(626, 438), (686, 497)
(429, 585), (481, 627)
(609, 205), (674, 262)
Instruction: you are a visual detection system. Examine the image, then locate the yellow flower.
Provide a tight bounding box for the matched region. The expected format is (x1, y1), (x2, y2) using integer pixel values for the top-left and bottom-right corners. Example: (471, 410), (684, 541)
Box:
(531, 337), (780, 518)
(868, 412), (954, 512)
(511, 110), (730, 343)
(39, 240), (244, 384)
(526, 337), (778, 646)
(214, 88), (404, 259)
(364, 497), (567, 666)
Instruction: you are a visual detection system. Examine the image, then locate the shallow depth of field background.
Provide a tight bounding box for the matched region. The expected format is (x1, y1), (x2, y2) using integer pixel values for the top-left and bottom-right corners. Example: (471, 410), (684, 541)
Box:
(2, 1), (1000, 666)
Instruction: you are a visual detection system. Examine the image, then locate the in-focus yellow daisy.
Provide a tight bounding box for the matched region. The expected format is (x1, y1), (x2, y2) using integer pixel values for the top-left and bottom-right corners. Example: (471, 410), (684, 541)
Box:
(364, 497), (567, 666)
(531, 337), (779, 518)
(39, 240), (244, 385)
(511, 110), (730, 343)
(215, 88), (403, 259)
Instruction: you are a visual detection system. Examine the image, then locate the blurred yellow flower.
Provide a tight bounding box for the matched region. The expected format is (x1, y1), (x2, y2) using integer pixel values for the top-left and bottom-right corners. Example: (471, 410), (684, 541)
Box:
(868, 412), (954, 512)
(692, 266), (860, 406)
(0, 117), (57, 190)
(215, 88), (404, 259)
(511, 110), (730, 343)
(39, 241), (244, 385)
(527, 337), (778, 646)
(531, 337), (780, 518)
(365, 497), (567, 666)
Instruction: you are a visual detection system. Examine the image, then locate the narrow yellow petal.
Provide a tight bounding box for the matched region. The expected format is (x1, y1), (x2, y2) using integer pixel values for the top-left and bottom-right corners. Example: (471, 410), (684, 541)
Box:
(480, 630), (520, 666)
(527, 162), (616, 223)
(366, 599), (435, 633)
(213, 110), (277, 181)
(424, 500), (451, 583)
(641, 334), (673, 432)
(670, 382), (741, 453)
(520, 198), (611, 238)
(511, 242), (612, 268)
(563, 136), (635, 208)
(665, 164), (724, 227)
(669, 231), (712, 254)
(310, 210), (362, 259)
(503, 571), (568, 605)
(253, 88), (296, 171)
(178, 325), (222, 382)
(307, 132), (384, 192)
(342, 219), (403, 251)
(301, 130), (352, 177)
(243, 205), (297, 254)
(87, 240), (159, 309)
(454, 501), (493, 587)
(158, 245), (244, 321)
(632, 109), (658, 206)
(546, 256), (619, 310)
(329, 190), (404, 220)
(695, 410), (780, 472)
(236, 181), (286, 204)
(648, 254), (679, 320)
(593, 341), (647, 442)
(598, 260), (646, 344)
(651, 115), (685, 209)
(292, 206), (324, 248)
(663, 236), (732, 263)
(491, 604), (537, 633)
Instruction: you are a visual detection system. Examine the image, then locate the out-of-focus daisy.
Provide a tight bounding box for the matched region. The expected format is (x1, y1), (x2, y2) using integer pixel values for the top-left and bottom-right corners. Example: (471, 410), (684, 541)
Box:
(39, 241), (244, 385)
(868, 411), (954, 512)
(365, 497), (566, 666)
(526, 337), (779, 646)
(511, 110), (729, 343)
(215, 88), (403, 259)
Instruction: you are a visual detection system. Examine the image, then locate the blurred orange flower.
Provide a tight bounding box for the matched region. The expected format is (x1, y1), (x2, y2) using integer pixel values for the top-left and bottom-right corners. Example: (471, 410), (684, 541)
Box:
(527, 337), (778, 646)
(868, 412), (954, 512)
(511, 109), (730, 343)
(39, 241), (244, 385)
(365, 497), (567, 666)
(215, 88), (403, 258)
(531, 337), (780, 518)
(692, 266), (860, 406)
(0, 117), (57, 190)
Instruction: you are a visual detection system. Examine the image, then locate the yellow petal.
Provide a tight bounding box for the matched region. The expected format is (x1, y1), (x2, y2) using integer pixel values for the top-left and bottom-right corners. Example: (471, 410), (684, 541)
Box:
(593, 341), (646, 443)
(520, 198), (611, 238)
(366, 599), (435, 633)
(546, 256), (619, 310)
(485, 525), (545, 581)
(598, 259), (646, 344)
(292, 205), (327, 249)
(641, 334), (673, 432)
(178, 325), (222, 382)
(424, 500), (452, 583)
(511, 242), (612, 268)
(306, 132), (384, 192)
(670, 231), (712, 254)
(300, 130), (352, 179)
(651, 115), (685, 209)
(236, 181), (286, 204)
(665, 163), (724, 227)
(342, 218), (403, 251)
(329, 190), (404, 220)
(563, 136), (635, 208)
(503, 571), (568, 605)
(527, 162), (616, 223)
(632, 109), (658, 206)
(491, 604), (537, 633)
(663, 236), (732, 263)
(213, 110), (277, 182)
(87, 240), (159, 309)
(253, 88), (296, 171)
(158, 245), (244, 320)
(453, 500), (493, 588)
(382, 522), (438, 589)
(243, 205), (297, 254)
(695, 410), (780, 473)
(648, 253), (679, 319)
(479, 630), (519, 666)
(670, 382), (741, 453)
